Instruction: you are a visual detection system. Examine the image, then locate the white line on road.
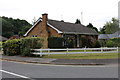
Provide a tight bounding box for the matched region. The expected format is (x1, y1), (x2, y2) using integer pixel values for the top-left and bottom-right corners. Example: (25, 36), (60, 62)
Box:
(0, 70), (30, 79)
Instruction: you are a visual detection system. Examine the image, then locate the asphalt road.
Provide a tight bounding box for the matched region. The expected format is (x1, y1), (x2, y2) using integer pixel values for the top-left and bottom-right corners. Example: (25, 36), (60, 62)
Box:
(1, 60), (118, 79)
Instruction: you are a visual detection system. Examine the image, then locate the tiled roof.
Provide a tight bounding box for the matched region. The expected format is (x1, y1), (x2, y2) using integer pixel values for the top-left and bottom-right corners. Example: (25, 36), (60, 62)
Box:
(48, 19), (98, 35)
(98, 30), (120, 39)
(98, 34), (109, 39)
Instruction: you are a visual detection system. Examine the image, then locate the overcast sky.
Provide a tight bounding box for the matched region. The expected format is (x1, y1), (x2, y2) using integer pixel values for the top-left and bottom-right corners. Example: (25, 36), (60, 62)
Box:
(0, 0), (119, 30)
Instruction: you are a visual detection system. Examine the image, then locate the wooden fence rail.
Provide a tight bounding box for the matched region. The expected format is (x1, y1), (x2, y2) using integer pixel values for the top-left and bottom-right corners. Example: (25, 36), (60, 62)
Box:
(31, 47), (119, 56)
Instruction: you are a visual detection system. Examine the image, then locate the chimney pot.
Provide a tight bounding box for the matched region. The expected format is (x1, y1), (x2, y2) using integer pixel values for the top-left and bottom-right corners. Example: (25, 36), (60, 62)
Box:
(42, 13), (48, 21)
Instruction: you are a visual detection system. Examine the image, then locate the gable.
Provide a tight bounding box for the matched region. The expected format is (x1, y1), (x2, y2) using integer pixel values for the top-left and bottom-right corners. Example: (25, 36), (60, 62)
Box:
(24, 18), (42, 36)
(24, 18), (63, 36)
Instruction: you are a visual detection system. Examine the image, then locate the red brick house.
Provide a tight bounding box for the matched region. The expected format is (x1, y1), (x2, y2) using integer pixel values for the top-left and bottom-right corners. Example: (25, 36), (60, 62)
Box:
(24, 13), (98, 48)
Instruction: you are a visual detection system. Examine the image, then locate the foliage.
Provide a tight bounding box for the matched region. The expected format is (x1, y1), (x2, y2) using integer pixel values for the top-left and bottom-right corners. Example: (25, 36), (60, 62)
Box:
(99, 26), (105, 34)
(0, 41), (2, 50)
(20, 37), (43, 56)
(99, 18), (119, 34)
(1, 16), (32, 38)
(75, 19), (81, 24)
(94, 40), (101, 48)
(48, 37), (64, 48)
(18, 25), (32, 36)
(105, 38), (120, 47)
(86, 23), (98, 32)
(64, 37), (75, 48)
(3, 37), (43, 56)
(2, 39), (21, 56)
(106, 40), (115, 47)
(81, 37), (93, 48)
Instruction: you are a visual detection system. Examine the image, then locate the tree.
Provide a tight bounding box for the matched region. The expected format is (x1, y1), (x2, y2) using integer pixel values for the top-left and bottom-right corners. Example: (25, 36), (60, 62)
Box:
(18, 25), (31, 36)
(2, 18), (14, 38)
(75, 19), (81, 24)
(32, 17), (37, 25)
(86, 23), (98, 32)
(100, 18), (119, 34)
(1, 16), (32, 38)
(99, 26), (105, 34)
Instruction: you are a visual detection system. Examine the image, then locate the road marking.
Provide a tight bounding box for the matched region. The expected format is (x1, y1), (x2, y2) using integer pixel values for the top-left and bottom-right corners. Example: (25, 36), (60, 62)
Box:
(0, 70), (30, 79)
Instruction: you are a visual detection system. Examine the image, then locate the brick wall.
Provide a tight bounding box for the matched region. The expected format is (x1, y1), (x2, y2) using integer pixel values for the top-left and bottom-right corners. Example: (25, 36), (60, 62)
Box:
(27, 14), (62, 48)
(48, 26), (62, 37)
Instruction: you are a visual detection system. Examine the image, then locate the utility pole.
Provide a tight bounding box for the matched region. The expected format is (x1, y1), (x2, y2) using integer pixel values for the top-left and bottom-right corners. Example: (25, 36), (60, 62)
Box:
(61, 15), (64, 21)
(81, 12), (83, 24)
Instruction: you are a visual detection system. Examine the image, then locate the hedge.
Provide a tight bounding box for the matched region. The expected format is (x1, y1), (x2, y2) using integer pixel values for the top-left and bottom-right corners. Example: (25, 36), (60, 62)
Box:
(0, 41), (2, 51)
(3, 37), (43, 56)
(20, 37), (43, 56)
(48, 37), (64, 48)
(106, 38), (120, 47)
(2, 39), (21, 56)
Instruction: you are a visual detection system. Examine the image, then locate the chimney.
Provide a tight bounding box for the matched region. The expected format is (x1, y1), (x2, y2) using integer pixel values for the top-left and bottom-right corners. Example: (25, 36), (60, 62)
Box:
(42, 13), (48, 30)
(42, 13), (48, 22)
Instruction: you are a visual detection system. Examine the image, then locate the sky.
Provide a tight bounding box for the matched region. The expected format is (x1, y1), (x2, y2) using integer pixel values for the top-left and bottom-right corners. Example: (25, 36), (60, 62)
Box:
(0, 0), (120, 30)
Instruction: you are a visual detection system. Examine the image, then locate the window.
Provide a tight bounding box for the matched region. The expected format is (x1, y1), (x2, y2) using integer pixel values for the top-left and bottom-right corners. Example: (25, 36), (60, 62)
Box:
(32, 35), (37, 37)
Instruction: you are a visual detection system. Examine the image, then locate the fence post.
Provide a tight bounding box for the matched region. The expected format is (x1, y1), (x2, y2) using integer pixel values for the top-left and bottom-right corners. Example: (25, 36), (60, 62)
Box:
(101, 47), (103, 53)
(40, 49), (42, 57)
(66, 48), (69, 55)
(48, 48), (50, 56)
(117, 47), (119, 52)
(84, 46), (86, 53)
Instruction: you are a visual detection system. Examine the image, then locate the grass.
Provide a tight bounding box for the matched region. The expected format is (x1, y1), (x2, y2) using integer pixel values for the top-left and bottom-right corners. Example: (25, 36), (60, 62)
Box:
(41, 53), (118, 59)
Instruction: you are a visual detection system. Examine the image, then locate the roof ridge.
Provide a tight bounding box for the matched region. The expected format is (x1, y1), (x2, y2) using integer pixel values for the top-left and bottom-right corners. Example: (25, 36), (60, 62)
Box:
(48, 19), (85, 26)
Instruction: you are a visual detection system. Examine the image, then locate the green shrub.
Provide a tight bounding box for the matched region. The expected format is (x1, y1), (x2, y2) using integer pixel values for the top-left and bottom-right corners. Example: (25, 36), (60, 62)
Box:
(3, 37), (43, 56)
(94, 40), (101, 48)
(106, 40), (115, 47)
(0, 41), (2, 51)
(3, 39), (21, 56)
(20, 37), (43, 56)
(48, 37), (64, 48)
(81, 38), (93, 48)
(111, 38), (120, 47)
(105, 38), (120, 47)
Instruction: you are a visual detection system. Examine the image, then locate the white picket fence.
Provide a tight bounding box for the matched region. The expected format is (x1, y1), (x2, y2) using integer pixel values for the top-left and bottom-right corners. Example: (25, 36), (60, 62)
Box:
(31, 47), (119, 56)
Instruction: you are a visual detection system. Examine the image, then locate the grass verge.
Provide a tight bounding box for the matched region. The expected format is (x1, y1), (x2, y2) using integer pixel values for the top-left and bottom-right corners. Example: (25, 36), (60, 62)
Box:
(41, 53), (118, 59)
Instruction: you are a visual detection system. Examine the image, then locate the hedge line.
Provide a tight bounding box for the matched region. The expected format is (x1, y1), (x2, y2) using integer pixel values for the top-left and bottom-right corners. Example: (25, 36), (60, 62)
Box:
(48, 37), (64, 48)
(0, 41), (2, 50)
(3, 37), (43, 56)
(105, 38), (120, 47)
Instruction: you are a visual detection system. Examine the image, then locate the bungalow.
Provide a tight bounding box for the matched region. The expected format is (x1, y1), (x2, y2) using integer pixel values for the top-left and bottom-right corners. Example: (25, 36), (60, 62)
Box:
(24, 13), (98, 48)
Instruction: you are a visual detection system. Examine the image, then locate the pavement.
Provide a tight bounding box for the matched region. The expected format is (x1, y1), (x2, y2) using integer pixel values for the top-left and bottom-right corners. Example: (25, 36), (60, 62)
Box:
(0, 55), (118, 65)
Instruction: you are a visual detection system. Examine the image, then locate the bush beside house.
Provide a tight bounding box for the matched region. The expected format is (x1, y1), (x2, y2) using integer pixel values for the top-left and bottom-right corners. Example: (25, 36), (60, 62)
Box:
(2, 39), (21, 56)
(2, 37), (43, 56)
(48, 37), (64, 48)
(0, 42), (2, 50)
(105, 38), (120, 47)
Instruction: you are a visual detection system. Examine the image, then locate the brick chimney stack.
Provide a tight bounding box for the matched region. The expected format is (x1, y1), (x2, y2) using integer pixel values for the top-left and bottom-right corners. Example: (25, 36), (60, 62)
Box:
(42, 13), (48, 28)
(41, 13), (48, 48)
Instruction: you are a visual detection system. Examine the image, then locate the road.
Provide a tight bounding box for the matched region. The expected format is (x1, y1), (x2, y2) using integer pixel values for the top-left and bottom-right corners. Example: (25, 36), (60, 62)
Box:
(1, 60), (118, 79)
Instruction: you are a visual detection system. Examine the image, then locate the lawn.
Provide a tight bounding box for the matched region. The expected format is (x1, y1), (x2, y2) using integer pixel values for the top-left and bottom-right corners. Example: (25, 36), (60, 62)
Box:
(41, 53), (118, 59)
